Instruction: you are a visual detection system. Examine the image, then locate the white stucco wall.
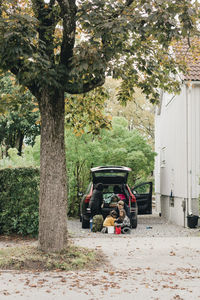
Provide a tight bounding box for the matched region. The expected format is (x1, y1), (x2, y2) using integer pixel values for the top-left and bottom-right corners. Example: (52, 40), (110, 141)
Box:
(160, 196), (186, 227)
(155, 86), (188, 198)
(189, 85), (200, 200)
(155, 83), (200, 226)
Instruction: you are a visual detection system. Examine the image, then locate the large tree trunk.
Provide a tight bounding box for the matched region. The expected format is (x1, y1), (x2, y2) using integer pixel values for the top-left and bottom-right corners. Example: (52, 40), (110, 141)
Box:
(38, 88), (68, 252)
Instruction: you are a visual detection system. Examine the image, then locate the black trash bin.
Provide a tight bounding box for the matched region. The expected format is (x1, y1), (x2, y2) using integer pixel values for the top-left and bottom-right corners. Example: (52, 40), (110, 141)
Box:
(187, 215), (199, 228)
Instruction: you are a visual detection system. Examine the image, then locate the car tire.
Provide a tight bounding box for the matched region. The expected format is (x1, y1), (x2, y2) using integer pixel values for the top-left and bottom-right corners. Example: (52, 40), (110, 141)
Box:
(131, 217), (137, 229)
(82, 216), (90, 228)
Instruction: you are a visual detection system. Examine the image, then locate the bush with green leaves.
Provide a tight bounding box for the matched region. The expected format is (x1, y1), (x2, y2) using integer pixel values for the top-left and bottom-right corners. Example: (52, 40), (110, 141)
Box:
(0, 167), (40, 236)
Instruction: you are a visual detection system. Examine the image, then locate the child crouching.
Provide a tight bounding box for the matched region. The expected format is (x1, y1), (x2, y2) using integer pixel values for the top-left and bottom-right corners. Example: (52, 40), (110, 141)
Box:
(101, 210), (118, 233)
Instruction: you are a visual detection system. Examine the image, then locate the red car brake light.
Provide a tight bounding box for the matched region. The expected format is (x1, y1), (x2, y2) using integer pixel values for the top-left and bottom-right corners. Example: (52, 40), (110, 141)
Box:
(127, 186), (136, 203)
(84, 195), (91, 203)
(130, 195), (136, 203)
(84, 185), (93, 203)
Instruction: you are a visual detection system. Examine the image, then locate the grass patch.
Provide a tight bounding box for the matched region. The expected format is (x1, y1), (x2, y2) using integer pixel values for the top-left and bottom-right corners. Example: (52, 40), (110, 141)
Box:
(0, 244), (104, 271)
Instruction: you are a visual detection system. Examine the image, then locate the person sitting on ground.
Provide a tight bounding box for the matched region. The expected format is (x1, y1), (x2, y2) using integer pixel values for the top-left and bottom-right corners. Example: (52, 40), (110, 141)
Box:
(89, 183), (104, 218)
(115, 200), (131, 219)
(103, 210), (118, 227)
(114, 208), (126, 225)
(115, 208), (131, 233)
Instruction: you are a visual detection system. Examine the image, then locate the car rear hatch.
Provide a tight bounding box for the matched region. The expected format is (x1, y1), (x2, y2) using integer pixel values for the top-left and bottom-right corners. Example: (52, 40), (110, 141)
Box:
(91, 166), (131, 185)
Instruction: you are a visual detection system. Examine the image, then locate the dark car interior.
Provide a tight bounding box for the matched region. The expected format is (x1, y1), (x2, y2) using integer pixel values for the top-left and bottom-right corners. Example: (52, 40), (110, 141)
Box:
(132, 182), (153, 215)
(100, 184), (130, 219)
(80, 166), (152, 229)
(92, 175), (129, 185)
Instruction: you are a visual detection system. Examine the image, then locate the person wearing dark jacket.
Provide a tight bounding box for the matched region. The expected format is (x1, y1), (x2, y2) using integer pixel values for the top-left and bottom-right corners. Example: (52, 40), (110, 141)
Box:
(89, 183), (104, 217)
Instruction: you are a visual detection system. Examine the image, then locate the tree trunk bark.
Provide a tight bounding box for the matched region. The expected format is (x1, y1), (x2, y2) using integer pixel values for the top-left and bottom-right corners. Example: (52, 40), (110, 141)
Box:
(15, 132), (24, 156)
(38, 88), (68, 252)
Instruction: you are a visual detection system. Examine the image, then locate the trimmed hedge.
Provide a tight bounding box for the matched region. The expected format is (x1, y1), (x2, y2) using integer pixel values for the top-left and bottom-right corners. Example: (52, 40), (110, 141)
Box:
(0, 167), (40, 236)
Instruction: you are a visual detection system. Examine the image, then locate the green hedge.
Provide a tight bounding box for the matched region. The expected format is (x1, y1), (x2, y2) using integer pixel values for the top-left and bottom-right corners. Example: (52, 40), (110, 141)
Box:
(0, 167), (40, 236)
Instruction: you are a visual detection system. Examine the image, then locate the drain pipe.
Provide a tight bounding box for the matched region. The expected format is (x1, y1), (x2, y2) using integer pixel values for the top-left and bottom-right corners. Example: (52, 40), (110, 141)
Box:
(182, 199), (186, 228)
(186, 84), (192, 218)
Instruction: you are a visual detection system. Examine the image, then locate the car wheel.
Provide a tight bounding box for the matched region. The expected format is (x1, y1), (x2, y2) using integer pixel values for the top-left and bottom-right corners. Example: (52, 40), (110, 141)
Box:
(82, 216), (90, 228)
(131, 217), (137, 229)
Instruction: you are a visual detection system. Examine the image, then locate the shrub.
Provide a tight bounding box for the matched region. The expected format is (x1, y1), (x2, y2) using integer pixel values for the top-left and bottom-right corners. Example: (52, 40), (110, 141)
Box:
(0, 167), (40, 236)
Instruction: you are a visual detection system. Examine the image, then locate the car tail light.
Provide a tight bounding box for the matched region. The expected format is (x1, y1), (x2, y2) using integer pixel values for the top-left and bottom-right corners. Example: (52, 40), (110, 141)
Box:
(130, 195), (136, 203)
(84, 185), (93, 203)
(84, 195), (91, 203)
(127, 186), (136, 203)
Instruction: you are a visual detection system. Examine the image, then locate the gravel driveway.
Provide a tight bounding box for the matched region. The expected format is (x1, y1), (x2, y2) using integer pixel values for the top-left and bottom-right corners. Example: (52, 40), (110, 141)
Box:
(0, 213), (200, 300)
(68, 213), (200, 238)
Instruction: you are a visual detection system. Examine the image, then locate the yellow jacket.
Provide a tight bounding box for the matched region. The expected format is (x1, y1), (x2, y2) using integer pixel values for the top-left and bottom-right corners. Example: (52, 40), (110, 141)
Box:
(103, 216), (116, 227)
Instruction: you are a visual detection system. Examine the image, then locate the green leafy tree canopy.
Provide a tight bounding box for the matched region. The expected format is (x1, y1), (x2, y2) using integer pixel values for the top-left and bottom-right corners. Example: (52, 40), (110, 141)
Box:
(0, 73), (40, 157)
(0, 1), (198, 101)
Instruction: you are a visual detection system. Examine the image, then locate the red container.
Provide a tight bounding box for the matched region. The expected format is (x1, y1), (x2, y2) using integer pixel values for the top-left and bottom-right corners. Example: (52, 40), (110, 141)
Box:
(115, 226), (121, 234)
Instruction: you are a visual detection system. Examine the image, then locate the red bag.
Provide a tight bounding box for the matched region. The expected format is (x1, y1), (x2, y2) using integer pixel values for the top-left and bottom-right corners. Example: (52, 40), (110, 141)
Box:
(115, 226), (121, 234)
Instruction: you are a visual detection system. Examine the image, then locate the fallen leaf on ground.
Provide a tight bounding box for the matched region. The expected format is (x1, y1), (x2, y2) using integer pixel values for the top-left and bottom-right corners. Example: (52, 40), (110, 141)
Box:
(29, 284), (37, 288)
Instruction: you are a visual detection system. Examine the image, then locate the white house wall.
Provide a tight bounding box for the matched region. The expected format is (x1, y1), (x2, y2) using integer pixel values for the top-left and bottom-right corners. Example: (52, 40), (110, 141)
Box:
(188, 85), (200, 215)
(156, 86), (188, 198)
(189, 85), (200, 199)
(155, 83), (200, 226)
(154, 111), (161, 213)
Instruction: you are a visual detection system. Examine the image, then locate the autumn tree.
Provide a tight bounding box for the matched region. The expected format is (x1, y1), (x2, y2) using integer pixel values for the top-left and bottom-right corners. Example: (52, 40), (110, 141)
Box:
(65, 87), (111, 135)
(104, 78), (155, 145)
(0, 0), (198, 252)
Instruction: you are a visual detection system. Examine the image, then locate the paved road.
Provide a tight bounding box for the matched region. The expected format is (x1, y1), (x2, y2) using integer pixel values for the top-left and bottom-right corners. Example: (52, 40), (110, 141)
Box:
(0, 214), (200, 300)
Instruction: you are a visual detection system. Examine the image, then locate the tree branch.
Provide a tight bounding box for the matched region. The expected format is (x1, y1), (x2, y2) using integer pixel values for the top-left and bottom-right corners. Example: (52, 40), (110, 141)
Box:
(57, 0), (77, 66)
(9, 66), (39, 100)
(65, 74), (105, 94)
(31, 0), (57, 62)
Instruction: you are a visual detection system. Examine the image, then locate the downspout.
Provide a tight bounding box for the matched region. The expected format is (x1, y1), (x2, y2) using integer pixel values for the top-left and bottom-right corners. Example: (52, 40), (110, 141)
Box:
(186, 84), (192, 216)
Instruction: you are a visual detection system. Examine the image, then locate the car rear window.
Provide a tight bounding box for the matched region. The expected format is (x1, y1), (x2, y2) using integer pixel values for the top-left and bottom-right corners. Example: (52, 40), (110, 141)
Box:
(94, 172), (127, 178)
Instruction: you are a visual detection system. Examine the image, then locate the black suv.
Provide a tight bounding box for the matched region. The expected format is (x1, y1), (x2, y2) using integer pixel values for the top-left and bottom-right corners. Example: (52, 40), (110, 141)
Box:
(80, 166), (153, 229)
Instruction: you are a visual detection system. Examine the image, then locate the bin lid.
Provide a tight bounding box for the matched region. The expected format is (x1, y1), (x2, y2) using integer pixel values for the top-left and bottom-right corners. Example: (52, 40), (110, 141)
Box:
(187, 214), (199, 218)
